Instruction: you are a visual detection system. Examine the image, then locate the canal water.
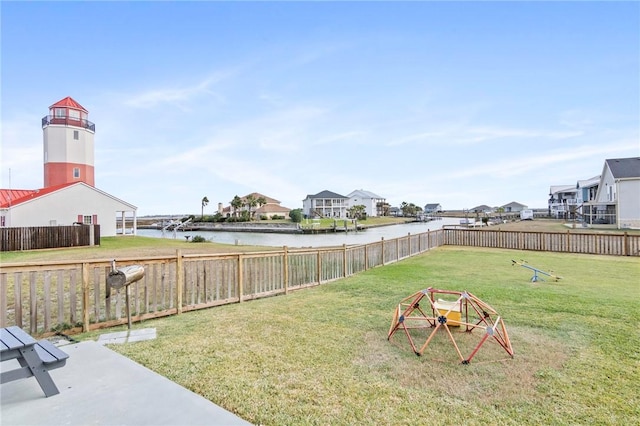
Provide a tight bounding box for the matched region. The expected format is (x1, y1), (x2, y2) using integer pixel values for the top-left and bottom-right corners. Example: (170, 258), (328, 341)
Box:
(137, 217), (461, 248)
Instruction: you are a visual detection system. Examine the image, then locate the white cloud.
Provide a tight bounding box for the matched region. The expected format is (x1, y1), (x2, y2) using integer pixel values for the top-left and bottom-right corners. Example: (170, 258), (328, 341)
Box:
(122, 71), (231, 110)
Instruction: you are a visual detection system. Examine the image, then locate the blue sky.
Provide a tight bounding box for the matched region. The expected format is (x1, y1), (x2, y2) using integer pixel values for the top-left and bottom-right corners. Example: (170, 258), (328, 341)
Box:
(2, 1), (638, 216)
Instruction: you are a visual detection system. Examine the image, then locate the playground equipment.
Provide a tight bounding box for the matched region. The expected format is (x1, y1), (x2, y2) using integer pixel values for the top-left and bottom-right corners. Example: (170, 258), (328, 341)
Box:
(388, 287), (514, 364)
(511, 259), (561, 282)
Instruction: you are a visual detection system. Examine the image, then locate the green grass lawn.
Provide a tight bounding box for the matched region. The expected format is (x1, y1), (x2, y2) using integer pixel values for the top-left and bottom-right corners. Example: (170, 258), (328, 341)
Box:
(76, 247), (639, 425)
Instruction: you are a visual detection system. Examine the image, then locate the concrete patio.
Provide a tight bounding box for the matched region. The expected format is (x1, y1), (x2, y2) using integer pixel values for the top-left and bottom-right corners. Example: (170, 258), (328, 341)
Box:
(1, 340), (252, 425)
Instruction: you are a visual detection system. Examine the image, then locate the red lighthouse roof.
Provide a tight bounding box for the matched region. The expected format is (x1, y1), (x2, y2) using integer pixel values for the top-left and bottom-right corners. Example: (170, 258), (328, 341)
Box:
(49, 96), (88, 112)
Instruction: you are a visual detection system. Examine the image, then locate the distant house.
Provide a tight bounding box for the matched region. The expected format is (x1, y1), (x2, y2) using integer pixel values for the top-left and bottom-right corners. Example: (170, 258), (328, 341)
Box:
(302, 190), (348, 218)
(388, 207), (402, 217)
(470, 205), (493, 214)
(219, 192), (291, 219)
(424, 203), (442, 214)
(576, 176), (600, 205)
(548, 185), (578, 219)
(501, 201), (528, 213)
(347, 189), (386, 217)
(583, 157), (640, 228)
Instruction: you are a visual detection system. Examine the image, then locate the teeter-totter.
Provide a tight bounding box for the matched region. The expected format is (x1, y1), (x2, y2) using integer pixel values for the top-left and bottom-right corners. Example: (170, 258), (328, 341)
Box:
(511, 259), (561, 282)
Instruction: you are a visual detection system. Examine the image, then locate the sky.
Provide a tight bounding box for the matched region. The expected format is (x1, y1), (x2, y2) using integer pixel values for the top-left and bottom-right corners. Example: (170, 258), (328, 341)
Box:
(1, 1), (638, 216)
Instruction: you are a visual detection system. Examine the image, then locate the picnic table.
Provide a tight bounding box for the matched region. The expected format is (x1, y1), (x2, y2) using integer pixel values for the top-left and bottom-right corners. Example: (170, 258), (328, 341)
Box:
(1, 326), (69, 397)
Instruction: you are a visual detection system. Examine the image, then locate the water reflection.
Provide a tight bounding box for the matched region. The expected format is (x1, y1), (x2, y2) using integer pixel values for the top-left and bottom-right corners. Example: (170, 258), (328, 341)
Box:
(137, 217), (460, 248)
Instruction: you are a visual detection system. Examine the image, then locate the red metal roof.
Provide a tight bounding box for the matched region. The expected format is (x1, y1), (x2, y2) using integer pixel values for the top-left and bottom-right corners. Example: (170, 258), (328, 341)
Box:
(0, 183), (77, 208)
(49, 96), (88, 112)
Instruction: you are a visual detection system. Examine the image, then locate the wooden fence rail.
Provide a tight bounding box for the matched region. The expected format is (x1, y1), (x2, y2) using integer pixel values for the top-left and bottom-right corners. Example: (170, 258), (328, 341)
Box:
(0, 228), (637, 335)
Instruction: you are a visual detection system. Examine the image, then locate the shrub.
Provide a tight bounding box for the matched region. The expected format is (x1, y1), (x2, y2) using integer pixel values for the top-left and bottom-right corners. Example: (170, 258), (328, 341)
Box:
(289, 209), (303, 223)
(191, 235), (207, 243)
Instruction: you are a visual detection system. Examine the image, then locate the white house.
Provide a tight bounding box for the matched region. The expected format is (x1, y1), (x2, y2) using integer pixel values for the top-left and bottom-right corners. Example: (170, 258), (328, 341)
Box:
(585, 157), (640, 229)
(302, 190), (349, 218)
(0, 182), (137, 237)
(0, 97), (137, 237)
(424, 203), (443, 214)
(548, 185), (578, 219)
(347, 189), (386, 217)
(501, 201), (528, 213)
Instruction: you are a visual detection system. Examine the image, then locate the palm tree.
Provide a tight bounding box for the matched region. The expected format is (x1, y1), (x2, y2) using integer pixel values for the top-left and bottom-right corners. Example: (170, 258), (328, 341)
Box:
(231, 195), (243, 219)
(201, 196), (209, 219)
(245, 194), (256, 220)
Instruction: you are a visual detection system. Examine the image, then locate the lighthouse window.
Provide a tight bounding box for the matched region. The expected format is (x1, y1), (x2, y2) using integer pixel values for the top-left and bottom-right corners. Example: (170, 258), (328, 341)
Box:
(54, 108), (66, 118)
(69, 109), (80, 119)
(83, 215), (92, 225)
(73, 130), (79, 140)
(73, 168), (80, 178)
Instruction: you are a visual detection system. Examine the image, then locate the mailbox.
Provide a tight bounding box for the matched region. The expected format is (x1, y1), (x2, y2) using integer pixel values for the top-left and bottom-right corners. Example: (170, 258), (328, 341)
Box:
(107, 260), (145, 329)
(107, 264), (145, 289)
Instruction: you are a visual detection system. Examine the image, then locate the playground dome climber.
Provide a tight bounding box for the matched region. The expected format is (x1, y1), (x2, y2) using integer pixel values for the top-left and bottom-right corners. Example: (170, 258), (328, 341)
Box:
(388, 287), (514, 364)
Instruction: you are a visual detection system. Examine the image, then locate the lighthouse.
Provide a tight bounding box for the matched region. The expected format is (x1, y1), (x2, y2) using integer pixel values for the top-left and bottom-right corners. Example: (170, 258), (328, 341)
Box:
(42, 96), (95, 187)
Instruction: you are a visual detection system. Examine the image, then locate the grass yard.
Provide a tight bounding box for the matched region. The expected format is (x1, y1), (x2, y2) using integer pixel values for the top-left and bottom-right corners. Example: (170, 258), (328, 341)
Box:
(77, 247), (639, 425)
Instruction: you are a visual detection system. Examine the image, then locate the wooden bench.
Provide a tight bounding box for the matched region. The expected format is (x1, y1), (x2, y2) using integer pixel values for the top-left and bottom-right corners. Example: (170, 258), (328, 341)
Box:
(1, 326), (70, 397)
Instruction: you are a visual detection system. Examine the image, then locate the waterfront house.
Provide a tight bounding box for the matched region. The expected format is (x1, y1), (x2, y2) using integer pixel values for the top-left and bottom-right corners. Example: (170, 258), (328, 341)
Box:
(220, 192), (291, 219)
(501, 201), (528, 213)
(347, 189), (386, 217)
(548, 185), (578, 219)
(302, 190), (349, 218)
(423, 203), (442, 214)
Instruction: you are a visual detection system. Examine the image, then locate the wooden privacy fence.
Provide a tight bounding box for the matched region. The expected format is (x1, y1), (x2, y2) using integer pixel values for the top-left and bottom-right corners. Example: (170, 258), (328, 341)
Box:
(442, 228), (640, 256)
(0, 231), (441, 334)
(0, 227), (636, 335)
(1, 225), (100, 252)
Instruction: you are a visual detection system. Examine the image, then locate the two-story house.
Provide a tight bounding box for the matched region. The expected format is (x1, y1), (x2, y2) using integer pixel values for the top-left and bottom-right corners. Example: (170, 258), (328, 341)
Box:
(548, 185), (578, 219)
(583, 157), (640, 228)
(302, 190), (349, 218)
(347, 190), (386, 218)
(424, 203), (443, 214)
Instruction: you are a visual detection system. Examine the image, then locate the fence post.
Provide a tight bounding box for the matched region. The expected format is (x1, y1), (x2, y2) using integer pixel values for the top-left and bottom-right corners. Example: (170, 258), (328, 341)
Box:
(381, 237), (385, 266)
(316, 251), (322, 284)
(343, 244), (347, 277)
(176, 250), (183, 314)
(283, 246), (289, 294)
(238, 254), (244, 302)
(364, 243), (369, 270)
(624, 232), (629, 256)
(408, 233), (412, 255)
(82, 262), (90, 332)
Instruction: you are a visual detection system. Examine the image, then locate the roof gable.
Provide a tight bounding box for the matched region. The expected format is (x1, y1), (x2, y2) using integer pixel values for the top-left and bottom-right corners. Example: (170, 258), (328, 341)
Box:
(605, 157), (640, 179)
(501, 201), (527, 209)
(307, 190), (348, 199)
(240, 192), (281, 204)
(348, 189), (384, 199)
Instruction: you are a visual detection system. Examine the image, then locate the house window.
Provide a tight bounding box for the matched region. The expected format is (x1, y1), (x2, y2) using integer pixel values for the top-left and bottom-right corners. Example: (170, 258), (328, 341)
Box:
(73, 130), (79, 140)
(54, 108), (66, 118)
(73, 168), (80, 178)
(83, 215), (92, 225)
